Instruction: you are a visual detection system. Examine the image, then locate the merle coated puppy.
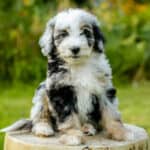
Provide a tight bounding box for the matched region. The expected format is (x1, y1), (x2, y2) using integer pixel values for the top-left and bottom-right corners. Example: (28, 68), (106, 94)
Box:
(1, 9), (133, 145)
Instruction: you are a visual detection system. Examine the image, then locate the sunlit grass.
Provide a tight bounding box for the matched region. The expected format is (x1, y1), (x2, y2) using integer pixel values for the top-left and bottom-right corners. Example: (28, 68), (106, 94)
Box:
(0, 82), (149, 149)
(0, 83), (35, 150)
(118, 82), (150, 133)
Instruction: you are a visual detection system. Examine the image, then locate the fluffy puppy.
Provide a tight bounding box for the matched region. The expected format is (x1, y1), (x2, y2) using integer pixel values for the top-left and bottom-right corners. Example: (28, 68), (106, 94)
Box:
(30, 9), (133, 145)
(1, 9), (133, 145)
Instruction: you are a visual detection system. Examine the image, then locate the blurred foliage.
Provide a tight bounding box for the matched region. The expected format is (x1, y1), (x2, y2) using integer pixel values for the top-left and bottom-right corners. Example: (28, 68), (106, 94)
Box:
(93, 0), (150, 81)
(0, 0), (150, 84)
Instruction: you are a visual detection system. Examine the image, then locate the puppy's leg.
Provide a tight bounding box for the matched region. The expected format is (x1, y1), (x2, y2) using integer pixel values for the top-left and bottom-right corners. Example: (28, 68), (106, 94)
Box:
(101, 96), (133, 141)
(58, 113), (83, 145)
(82, 123), (97, 136)
(59, 129), (83, 145)
(31, 83), (54, 137)
(58, 113), (81, 131)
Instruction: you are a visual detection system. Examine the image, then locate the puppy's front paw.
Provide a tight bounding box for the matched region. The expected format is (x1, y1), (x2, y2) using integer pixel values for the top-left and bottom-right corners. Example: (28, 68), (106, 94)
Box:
(59, 129), (83, 145)
(32, 122), (54, 137)
(59, 134), (82, 145)
(82, 123), (96, 136)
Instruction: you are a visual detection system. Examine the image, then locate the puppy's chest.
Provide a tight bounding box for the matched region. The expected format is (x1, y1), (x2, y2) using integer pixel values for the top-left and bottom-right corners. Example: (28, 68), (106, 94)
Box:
(48, 64), (106, 122)
(70, 67), (103, 122)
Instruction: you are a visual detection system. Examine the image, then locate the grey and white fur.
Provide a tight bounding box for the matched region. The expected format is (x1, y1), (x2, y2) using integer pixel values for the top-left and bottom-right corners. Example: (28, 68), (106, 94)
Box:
(1, 9), (133, 145)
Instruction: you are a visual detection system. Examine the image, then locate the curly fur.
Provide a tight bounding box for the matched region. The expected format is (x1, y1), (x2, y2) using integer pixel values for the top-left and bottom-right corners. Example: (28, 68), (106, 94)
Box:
(1, 9), (134, 145)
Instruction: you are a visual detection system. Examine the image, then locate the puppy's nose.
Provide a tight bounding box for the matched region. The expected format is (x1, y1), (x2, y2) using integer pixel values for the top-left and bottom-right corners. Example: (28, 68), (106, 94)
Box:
(71, 47), (80, 55)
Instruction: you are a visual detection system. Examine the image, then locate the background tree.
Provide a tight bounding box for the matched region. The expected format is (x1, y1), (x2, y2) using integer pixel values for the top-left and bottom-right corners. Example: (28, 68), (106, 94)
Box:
(0, 0), (149, 84)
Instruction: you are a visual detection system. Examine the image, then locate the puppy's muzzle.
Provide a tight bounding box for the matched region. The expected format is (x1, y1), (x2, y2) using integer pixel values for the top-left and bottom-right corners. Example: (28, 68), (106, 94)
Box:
(70, 47), (80, 56)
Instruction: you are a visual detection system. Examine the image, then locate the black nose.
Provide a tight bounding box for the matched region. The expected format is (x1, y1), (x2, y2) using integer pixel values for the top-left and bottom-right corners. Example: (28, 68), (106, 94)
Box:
(71, 47), (80, 55)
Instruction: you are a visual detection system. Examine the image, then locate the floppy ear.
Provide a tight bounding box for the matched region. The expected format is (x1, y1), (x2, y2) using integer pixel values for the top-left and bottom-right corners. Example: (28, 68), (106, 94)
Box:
(93, 24), (105, 53)
(39, 18), (55, 56)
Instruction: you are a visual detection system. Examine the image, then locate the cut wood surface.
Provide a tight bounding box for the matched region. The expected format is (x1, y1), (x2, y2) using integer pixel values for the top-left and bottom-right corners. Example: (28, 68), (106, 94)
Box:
(4, 124), (149, 150)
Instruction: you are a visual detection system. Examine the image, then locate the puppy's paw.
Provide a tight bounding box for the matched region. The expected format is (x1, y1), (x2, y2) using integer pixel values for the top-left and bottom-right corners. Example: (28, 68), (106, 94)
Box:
(58, 121), (72, 131)
(59, 134), (82, 145)
(107, 124), (134, 141)
(104, 121), (125, 141)
(82, 123), (96, 136)
(32, 122), (54, 137)
(59, 129), (83, 145)
(109, 130), (125, 141)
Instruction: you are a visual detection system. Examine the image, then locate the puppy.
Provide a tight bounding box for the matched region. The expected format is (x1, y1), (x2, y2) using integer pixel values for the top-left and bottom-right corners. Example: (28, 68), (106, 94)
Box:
(31, 9), (133, 145)
(1, 9), (133, 145)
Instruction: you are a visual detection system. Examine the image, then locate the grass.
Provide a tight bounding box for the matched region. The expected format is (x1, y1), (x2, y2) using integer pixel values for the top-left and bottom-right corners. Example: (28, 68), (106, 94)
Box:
(0, 82), (150, 149)
(118, 82), (150, 133)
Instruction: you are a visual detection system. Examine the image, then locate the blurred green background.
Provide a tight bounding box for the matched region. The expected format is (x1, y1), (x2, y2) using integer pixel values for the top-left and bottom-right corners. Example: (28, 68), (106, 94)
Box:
(0, 0), (150, 149)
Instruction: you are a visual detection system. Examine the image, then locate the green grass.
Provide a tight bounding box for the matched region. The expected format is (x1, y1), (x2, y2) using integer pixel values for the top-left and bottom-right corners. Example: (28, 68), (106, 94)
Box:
(0, 82), (150, 149)
(0, 83), (36, 150)
(118, 82), (150, 133)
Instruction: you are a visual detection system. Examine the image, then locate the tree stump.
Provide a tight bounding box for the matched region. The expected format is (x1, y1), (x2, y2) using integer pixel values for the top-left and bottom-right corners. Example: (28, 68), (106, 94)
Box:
(4, 124), (149, 150)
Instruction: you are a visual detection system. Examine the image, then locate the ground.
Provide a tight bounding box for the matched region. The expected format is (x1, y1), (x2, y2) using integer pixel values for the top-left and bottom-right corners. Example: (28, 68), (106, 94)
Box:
(0, 82), (149, 149)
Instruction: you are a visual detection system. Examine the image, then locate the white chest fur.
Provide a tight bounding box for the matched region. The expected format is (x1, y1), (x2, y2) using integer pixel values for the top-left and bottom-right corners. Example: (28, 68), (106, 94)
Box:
(70, 55), (111, 122)
(72, 67), (100, 122)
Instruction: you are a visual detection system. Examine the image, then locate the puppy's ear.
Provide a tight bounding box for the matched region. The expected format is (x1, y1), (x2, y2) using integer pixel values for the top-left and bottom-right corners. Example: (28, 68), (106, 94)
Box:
(93, 24), (105, 53)
(39, 18), (56, 56)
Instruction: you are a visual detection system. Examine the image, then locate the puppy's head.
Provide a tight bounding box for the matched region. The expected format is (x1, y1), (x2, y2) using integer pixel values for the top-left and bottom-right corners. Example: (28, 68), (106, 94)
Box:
(39, 9), (105, 64)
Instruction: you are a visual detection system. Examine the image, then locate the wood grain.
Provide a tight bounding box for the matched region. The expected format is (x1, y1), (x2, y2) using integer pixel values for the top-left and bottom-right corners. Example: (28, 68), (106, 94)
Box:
(4, 124), (149, 150)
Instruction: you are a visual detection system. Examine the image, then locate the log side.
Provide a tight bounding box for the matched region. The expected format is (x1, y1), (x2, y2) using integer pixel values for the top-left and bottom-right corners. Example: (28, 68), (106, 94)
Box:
(4, 124), (149, 150)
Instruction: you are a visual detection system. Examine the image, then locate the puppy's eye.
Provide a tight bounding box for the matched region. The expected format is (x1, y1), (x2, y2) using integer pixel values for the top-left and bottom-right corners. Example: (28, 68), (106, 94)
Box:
(80, 29), (92, 38)
(55, 30), (68, 39)
(59, 31), (68, 37)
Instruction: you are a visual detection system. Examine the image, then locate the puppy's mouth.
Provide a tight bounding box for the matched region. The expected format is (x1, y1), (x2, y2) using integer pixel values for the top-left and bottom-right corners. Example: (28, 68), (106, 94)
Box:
(71, 55), (80, 59)
(65, 55), (89, 65)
